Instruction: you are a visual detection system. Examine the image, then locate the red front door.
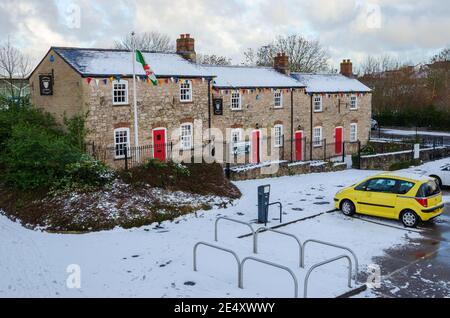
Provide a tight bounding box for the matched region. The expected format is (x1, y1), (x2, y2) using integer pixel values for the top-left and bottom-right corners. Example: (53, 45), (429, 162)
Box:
(153, 129), (167, 161)
(335, 127), (343, 155)
(252, 130), (261, 164)
(295, 131), (303, 161)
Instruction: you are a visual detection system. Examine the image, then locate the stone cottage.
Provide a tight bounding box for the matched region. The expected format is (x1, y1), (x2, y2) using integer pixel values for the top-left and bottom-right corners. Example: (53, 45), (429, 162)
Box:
(29, 34), (372, 167)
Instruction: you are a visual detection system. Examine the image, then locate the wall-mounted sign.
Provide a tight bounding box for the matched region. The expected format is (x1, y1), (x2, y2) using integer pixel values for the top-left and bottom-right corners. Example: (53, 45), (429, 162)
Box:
(213, 98), (223, 115)
(39, 75), (53, 96)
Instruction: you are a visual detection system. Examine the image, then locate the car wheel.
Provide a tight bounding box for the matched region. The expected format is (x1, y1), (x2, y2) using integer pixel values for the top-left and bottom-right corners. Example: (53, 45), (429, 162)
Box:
(401, 210), (419, 228)
(430, 175), (442, 188)
(341, 200), (356, 216)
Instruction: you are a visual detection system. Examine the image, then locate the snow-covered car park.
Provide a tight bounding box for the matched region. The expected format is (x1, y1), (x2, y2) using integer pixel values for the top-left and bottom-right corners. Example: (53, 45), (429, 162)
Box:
(1, 159), (449, 298)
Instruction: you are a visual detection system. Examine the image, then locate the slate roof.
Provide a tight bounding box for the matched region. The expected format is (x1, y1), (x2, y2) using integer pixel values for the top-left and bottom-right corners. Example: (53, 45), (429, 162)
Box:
(203, 65), (306, 88)
(291, 73), (372, 93)
(51, 47), (215, 78)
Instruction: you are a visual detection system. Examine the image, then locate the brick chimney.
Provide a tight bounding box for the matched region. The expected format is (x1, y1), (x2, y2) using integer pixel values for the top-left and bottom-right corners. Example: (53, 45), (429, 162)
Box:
(274, 53), (290, 75)
(176, 34), (196, 63)
(340, 59), (353, 77)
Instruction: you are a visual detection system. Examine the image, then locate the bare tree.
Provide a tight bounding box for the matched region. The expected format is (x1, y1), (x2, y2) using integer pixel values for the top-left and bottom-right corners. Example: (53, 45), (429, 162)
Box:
(0, 37), (32, 101)
(114, 32), (174, 52)
(243, 35), (330, 73)
(197, 54), (231, 66)
(358, 55), (404, 76)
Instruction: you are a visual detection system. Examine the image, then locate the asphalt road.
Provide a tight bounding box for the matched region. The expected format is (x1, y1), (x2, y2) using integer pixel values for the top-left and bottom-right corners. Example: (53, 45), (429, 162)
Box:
(367, 191), (450, 298)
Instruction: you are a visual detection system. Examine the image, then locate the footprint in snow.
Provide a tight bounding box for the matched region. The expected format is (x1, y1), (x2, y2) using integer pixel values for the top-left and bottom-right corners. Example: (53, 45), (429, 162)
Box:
(159, 260), (172, 268)
(184, 281), (196, 286)
(292, 208), (304, 211)
(131, 255), (140, 258)
(236, 212), (244, 216)
(314, 202), (330, 205)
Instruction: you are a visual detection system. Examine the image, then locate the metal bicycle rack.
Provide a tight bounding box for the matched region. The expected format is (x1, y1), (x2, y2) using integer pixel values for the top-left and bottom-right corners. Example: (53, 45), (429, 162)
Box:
(304, 255), (352, 298)
(255, 228), (302, 267)
(301, 239), (359, 281)
(240, 256), (299, 298)
(215, 217), (257, 253)
(193, 242), (241, 288)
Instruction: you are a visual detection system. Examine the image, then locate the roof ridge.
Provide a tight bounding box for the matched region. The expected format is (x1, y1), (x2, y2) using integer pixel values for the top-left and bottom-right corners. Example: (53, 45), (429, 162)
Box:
(201, 64), (274, 70)
(52, 46), (177, 55)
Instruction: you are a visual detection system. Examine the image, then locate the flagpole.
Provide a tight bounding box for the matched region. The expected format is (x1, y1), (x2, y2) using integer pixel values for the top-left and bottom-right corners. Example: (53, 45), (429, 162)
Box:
(131, 31), (140, 162)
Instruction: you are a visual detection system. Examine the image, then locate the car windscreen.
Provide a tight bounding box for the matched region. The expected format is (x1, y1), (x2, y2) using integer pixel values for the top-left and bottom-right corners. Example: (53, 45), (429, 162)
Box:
(416, 181), (441, 198)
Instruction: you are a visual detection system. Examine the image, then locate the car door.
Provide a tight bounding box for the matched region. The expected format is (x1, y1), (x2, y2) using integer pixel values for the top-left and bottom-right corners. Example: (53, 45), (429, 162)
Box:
(357, 178), (398, 218)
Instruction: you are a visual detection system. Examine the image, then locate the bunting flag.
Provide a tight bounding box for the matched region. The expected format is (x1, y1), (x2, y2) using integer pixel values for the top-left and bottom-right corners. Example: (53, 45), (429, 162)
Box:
(136, 49), (157, 86)
(87, 77), (93, 85)
(95, 79), (99, 87)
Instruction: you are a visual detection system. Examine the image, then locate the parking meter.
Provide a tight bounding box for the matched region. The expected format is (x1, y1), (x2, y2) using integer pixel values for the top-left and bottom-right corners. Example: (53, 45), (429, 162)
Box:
(258, 185), (271, 224)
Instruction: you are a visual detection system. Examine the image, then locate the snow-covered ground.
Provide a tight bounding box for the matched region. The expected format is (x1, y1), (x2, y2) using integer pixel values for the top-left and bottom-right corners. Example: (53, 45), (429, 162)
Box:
(381, 128), (450, 137)
(1, 159), (449, 298)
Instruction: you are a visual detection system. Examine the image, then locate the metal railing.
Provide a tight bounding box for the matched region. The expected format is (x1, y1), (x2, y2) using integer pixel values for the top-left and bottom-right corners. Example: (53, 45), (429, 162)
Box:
(255, 228), (302, 267)
(304, 255), (353, 298)
(240, 256), (299, 298)
(301, 239), (359, 281)
(215, 217), (257, 253)
(193, 242), (241, 288)
(267, 202), (283, 224)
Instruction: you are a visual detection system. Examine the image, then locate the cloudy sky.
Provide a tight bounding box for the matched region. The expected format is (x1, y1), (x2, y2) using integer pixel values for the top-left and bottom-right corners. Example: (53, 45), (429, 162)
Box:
(1, 0), (449, 70)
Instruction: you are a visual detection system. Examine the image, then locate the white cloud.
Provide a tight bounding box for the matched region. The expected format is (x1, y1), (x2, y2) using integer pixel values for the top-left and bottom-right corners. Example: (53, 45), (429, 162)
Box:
(1, 0), (448, 69)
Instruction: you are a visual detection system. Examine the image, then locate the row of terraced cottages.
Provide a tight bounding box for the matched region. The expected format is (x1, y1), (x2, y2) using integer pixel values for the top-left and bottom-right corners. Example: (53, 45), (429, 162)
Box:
(29, 34), (372, 167)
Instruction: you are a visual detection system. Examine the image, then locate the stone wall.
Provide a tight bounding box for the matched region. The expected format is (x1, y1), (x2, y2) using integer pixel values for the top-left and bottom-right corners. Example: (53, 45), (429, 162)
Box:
(229, 161), (347, 181)
(360, 147), (450, 170)
(84, 78), (210, 148)
(312, 93), (372, 147)
(29, 49), (85, 123)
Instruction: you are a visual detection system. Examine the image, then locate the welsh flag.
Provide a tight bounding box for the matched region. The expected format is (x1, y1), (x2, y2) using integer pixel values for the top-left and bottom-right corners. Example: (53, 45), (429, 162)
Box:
(136, 50), (157, 86)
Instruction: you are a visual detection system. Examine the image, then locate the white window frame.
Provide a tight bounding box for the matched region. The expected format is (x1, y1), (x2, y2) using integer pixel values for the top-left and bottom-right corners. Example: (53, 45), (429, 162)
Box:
(114, 127), (130, 159)
(112, 80), (129, 105)
(274, 124), (284, 148)
(350, 123), (358, 142)
(350, 95), (358, 110)
(230, 128), (244, 155)
(313, 95), (323, 112)
(231, 128), (243, 145)
(180, 123), (193, 150)
(274, 91), (283, 108)
(180, 80), (193, 102)
(313, 126), (323, 147)
(231, 91), (242, 110)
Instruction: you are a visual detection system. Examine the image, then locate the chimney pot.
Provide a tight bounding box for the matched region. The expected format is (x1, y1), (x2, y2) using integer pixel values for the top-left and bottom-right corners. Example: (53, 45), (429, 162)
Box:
(274, 52), (290, 75)
(177, 33), (196, 63)
(340, 59), (353, 77)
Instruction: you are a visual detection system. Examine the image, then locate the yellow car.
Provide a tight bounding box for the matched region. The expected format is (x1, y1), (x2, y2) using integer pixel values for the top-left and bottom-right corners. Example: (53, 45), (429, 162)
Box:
(334, 172), (444, 228)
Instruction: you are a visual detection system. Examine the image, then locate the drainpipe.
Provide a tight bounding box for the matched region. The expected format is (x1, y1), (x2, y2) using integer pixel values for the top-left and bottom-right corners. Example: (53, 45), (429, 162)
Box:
(207, 78), (212, 141)
(290, 89), (294, 162)
(310, 93), (313, 160)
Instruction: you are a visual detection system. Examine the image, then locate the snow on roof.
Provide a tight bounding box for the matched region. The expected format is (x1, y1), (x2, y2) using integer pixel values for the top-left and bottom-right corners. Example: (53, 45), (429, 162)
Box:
(291, 73), (372, 93)
(52, 47), (215, 78)
(204, 65), (306, 88)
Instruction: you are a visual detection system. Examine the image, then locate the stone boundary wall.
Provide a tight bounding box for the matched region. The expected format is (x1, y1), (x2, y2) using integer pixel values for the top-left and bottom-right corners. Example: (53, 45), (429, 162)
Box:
(360, 147), (450, 170)
(229, 161), (347, 181)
